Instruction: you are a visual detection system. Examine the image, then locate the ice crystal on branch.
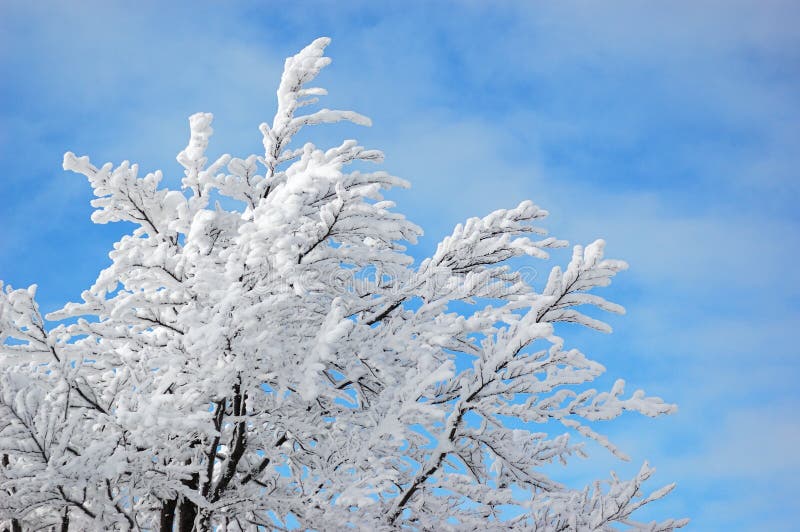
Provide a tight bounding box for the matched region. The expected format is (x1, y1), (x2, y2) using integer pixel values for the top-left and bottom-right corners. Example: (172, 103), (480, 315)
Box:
(0, 38), (685, 531)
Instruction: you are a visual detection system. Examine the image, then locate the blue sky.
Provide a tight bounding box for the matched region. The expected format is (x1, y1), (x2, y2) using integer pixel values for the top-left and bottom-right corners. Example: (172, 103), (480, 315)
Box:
(1, 1), (798, 529)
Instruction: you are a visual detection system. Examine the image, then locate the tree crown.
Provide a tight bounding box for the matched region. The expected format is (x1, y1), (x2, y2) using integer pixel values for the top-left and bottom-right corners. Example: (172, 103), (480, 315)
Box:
(0, 38), (685, 531)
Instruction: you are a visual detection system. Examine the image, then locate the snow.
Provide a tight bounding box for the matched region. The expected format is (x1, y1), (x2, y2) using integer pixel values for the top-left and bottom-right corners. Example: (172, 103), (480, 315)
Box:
(0, 38), (683, 531)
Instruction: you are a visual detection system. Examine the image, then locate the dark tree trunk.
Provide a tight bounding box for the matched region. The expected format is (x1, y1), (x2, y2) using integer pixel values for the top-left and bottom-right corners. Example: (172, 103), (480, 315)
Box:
(159, 497), (177, 532)
(59, 507), (69, 532)
(177, 468), (200, 532)
(177, 497), (198, 532)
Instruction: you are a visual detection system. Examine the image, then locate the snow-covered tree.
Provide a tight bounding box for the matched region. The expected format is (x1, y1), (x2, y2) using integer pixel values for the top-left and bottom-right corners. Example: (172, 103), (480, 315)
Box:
(0, 38), (686, 531)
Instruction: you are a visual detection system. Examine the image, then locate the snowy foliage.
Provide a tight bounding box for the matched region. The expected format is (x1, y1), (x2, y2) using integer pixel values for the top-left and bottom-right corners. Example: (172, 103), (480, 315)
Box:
(0, 38), (686, 531)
